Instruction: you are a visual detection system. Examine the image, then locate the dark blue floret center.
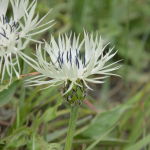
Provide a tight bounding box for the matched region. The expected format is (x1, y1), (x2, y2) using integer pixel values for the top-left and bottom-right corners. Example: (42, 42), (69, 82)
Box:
(57, 48), (86, 69)
(0, 15), (20, 45)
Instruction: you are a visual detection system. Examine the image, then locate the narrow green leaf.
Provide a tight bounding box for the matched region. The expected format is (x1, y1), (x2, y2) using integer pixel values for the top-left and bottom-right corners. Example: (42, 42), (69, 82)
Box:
(46, 143), (62, 150)
(42, 106), (57, 122)
(3, 126), (30, 150)
(82, 105), (130, 137)
(124, 134), (150, 150)
(0, 80), (18, 107)
(86, 123), (119, 150)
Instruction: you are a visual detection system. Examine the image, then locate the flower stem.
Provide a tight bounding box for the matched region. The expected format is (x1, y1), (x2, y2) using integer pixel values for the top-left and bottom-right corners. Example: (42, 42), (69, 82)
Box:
(64, 103), (79, 150)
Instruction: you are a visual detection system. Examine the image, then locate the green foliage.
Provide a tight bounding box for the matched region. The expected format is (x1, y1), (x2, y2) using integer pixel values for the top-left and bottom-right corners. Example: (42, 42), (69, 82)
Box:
(0, 0), (150, 150)
(46, 143), (62, 150)
(0, 80), (18, 107)
(2, 126), (30, 149)
(82, 105), (130, 137)
(86, 123), (119, 150)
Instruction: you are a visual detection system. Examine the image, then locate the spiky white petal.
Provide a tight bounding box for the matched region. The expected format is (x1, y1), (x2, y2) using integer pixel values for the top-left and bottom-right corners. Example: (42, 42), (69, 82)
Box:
(10, 0), (30, 20)
(0, 0), (9, 16)
(22, 31), (122, 93)
(0, 0), (54, 83)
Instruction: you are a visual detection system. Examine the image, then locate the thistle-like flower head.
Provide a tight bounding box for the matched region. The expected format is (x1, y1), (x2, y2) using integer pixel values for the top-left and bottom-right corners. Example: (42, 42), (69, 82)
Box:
(0, 0), (54, 83)
(22, 31), (122, 105)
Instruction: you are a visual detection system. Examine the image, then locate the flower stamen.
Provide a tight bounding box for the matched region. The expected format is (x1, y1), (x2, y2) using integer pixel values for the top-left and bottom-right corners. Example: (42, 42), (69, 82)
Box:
(75, 56), (79, 69)
(70, 48), (72, 66)
(79, 50), (81, 60)
(67, 51), (69, 62)
(62, 52), (64, 64)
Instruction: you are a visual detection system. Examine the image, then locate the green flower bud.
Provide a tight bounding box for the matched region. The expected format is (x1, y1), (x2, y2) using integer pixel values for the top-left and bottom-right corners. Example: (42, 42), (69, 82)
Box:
(62, 79), (87, 106)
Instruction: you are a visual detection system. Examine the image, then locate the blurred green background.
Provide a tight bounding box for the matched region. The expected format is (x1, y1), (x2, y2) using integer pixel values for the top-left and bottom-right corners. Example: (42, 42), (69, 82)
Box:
(1, 0), (150, 150)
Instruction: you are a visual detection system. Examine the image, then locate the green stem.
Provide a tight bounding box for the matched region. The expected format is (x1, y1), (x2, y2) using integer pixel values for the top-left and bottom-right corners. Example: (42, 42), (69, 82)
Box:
(64, 103), (79, 150)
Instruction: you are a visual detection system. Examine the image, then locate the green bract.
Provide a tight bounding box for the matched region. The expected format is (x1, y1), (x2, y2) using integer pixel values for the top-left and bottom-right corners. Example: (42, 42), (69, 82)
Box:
(63, 79), (87, 106)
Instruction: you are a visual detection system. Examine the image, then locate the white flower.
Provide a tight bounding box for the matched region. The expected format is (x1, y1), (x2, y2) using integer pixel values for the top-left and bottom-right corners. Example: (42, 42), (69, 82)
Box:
(21, 31), (122, 94)
(0, 0), (55, 83)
